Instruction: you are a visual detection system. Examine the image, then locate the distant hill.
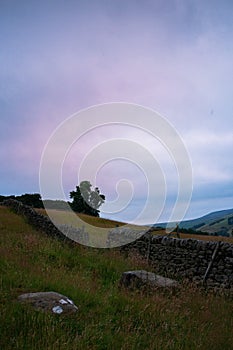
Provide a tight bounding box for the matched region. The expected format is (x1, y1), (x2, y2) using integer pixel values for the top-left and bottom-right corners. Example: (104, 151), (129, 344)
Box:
(154, 208), (233, 237)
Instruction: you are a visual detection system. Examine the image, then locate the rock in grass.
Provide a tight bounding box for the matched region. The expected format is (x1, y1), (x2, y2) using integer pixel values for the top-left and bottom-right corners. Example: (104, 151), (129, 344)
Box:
(120, 270), (178, 289)
(18, 292), (78, 315)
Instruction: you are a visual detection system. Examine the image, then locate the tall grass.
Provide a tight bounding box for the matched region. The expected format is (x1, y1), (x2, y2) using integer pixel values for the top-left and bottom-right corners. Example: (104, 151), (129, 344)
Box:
(0, 206), (233, 349)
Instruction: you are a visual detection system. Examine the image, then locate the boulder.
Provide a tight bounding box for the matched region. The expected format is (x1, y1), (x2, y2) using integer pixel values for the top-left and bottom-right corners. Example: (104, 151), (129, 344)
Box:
(18, 291), (78, 314)
(120, 270), (178, 289)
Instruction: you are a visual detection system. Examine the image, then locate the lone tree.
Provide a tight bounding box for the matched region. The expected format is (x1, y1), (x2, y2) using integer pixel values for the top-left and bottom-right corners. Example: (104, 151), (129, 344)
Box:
(69, 181), (105, 217)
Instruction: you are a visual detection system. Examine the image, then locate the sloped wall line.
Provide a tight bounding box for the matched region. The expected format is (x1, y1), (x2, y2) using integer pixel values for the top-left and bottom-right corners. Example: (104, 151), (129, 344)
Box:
(2, 199), (233, 289)
(1, 199), (89, 245)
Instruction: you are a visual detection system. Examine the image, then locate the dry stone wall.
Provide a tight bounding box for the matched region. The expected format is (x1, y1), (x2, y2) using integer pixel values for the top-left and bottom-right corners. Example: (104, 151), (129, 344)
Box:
(120, 232), (233, 288)
(2, 200), (233, 289)
(1, 199), (89, 245)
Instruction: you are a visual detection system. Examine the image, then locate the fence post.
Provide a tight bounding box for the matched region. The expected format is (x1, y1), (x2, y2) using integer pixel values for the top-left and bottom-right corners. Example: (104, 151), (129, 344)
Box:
(203, 241), (221, 284)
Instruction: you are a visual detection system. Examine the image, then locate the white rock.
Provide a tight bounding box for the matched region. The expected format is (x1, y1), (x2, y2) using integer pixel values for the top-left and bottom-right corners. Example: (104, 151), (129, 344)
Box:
(17, 291), (78, 314)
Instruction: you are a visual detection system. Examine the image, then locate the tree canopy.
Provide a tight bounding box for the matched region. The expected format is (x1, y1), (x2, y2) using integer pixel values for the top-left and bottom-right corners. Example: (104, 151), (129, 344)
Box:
(69, 181), (105, 217)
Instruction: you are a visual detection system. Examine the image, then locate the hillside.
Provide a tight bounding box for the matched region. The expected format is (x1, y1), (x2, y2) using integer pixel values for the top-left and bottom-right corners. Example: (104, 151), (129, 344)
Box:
(155, 208), (233, 236)
(37, 207), (129, 228)
(196, 212), (233, 236)
(36, 208), (233, 243)
(1, 206), (233, 349)
(36, 208), (152, 247)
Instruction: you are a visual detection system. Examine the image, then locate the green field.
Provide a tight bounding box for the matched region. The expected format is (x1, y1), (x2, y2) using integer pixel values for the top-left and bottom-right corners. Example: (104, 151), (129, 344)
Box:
(1, 206), (233, 349)
(37, 208), (233, 244)
(36, 208), (150, 247)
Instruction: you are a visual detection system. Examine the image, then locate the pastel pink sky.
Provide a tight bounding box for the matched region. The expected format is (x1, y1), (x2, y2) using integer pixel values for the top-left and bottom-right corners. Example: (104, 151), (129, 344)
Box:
(1, 0), (233, 223)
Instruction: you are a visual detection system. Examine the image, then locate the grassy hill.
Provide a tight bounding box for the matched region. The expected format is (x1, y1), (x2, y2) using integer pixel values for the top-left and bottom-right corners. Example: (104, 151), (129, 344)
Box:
(36, 208), (151, 247)
(182, 208), (233, 229)
(37, 208), (233, 243)
(196, 212), (233, 237)
(1, 206), (233, 349)
(37, 208), (130, 228)
(155, 208), (233, 237)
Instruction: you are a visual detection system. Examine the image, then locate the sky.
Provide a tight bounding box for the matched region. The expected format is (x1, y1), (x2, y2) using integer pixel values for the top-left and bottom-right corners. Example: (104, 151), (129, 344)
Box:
(1, 0), (233, 224)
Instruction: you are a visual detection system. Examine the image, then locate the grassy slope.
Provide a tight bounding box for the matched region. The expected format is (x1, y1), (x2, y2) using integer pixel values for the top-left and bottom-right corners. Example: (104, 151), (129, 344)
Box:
(36, 208), (128, 228)
(36, 209), (154, 247)
(158, 208), (233, 231)
(196, 213), (233, 236)
(38, 208), (233, 243)
(1, 206), (233, 349)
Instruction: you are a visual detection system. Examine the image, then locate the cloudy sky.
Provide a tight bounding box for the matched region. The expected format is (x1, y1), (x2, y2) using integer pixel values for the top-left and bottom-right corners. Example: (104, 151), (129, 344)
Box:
(1, 0), (233, 224)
